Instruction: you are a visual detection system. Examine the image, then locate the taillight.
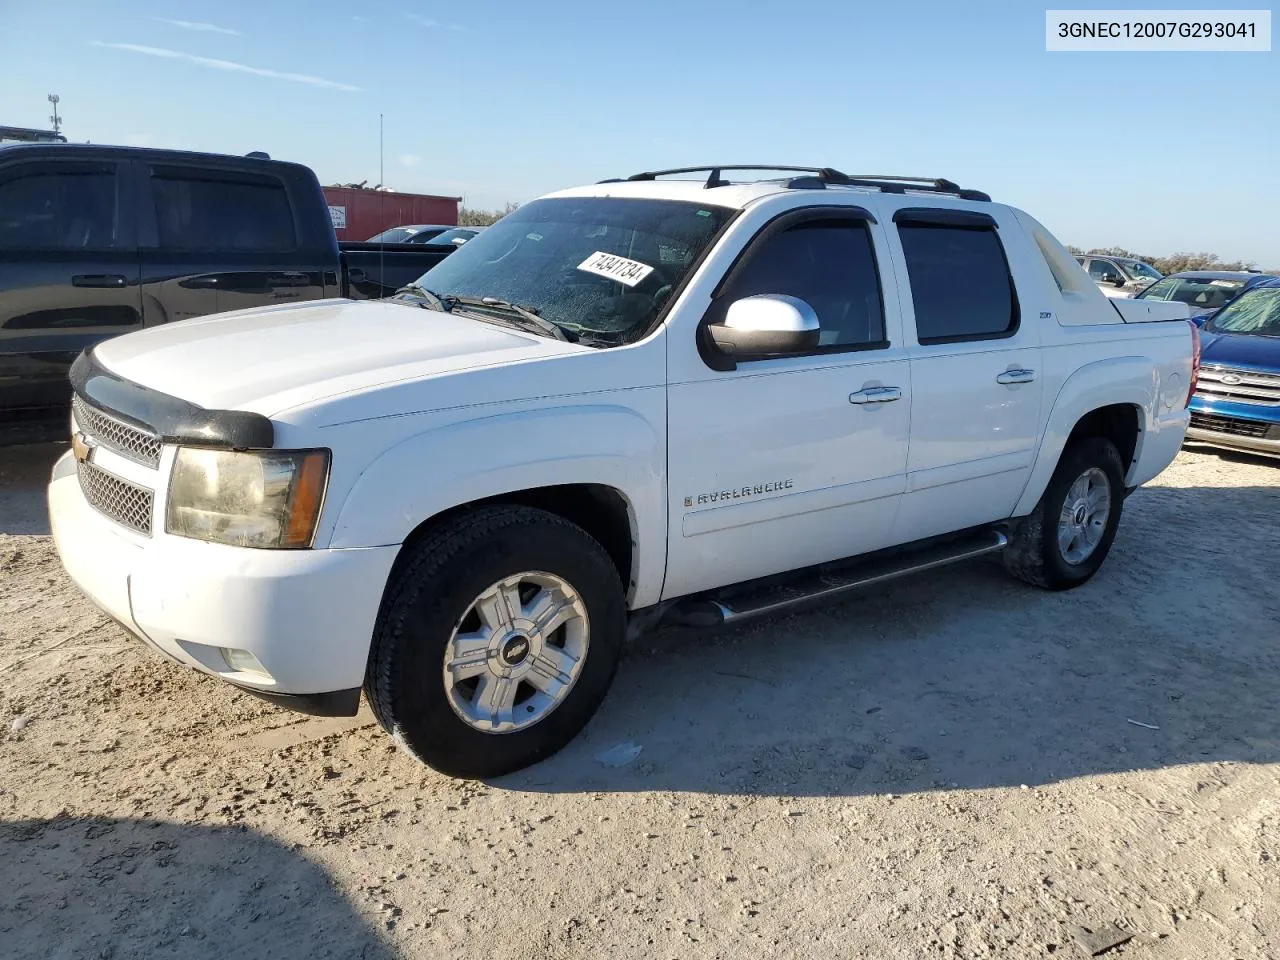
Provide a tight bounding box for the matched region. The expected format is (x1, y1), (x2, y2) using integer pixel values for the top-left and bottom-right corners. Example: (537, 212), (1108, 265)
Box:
(1186, 320), (1201, 407)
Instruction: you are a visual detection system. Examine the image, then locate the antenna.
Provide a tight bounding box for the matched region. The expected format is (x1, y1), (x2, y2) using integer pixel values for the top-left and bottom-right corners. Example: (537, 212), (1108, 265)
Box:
(378, 113), (385, 296)
(47, 94), (61, 135)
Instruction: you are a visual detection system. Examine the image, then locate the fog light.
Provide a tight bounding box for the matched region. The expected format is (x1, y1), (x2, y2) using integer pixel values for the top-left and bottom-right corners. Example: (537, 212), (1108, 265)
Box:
(221, 647), (268, 678)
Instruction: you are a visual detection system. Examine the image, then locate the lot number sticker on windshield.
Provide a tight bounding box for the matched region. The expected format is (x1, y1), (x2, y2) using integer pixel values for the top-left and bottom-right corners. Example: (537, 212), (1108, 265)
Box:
(577, 251), (654, 287)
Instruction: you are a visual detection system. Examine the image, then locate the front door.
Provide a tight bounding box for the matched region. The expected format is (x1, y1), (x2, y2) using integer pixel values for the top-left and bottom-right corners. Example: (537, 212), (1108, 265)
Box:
(0, 157), (140, 419)
(664, 209), (911, 599)
(133, 160), (325, 326)
(885, 205), (1044, 544)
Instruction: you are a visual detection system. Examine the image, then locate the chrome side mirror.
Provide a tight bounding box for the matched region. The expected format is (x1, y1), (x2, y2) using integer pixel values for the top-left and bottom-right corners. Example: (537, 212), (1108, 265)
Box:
(707, 294), (821, 357)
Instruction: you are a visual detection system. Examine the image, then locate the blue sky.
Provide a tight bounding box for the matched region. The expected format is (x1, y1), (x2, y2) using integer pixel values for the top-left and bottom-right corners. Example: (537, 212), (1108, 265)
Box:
(2, 1), (1277, 263)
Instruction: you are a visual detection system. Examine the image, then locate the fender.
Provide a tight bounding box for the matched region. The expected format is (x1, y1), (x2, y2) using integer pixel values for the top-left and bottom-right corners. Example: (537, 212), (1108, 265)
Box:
(327, 403), (667, 607)
(1012, 356), (1157, 517)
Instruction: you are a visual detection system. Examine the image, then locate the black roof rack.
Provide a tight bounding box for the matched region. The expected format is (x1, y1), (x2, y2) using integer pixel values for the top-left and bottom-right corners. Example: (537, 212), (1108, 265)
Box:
(601, 166), (990, 202)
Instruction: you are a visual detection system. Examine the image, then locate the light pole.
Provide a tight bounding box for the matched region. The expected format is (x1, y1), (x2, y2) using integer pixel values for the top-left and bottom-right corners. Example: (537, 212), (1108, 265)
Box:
(48, 94), (61, 136)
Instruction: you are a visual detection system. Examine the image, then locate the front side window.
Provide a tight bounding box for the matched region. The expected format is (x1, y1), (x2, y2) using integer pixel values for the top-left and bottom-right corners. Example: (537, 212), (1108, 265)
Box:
(0, 170), (117, 249)
(898, 224), (1017, 343)
(717, 219), (885, 349)
(417, 197), (735, 345)
(1087, 259), (1118, 281)
(151, 170), (296, 251)
(1206, 286), (1280, 337)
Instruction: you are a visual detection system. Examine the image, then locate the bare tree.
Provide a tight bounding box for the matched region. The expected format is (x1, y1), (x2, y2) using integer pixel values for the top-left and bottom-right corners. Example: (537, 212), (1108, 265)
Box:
(458, 202), (519, 227)
(1067, 245), (1265, 274)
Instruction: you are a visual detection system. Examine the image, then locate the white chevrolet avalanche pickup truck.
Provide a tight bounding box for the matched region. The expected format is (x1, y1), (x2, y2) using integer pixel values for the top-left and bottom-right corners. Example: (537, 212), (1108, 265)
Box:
(49, 166), (1197, 777)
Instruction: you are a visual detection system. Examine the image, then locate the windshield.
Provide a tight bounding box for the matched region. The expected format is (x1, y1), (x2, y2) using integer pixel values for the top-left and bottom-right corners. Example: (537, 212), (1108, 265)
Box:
(1139, 276), (1245, 311)
(1206, 286), (1280, 337)
(368, 226), (445, 243)
(414, 197), (735, 344)
(415, 227), (478, 246)
(1118, 259), (1162, 281)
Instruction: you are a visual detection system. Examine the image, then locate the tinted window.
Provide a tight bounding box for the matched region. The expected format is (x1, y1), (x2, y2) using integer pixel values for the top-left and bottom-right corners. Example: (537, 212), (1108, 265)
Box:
(0, 170), (117, 249)
(722, 220), (885, 349)
(898, 225), (1017, 343)
(151, 172), (296, 251)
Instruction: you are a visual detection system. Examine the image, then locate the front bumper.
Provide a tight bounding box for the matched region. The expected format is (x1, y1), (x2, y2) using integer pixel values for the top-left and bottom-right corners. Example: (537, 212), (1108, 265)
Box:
(1186, 400), (1280, 460)
(48, 452), (399, 715)
(1185, 425), (1280, 458)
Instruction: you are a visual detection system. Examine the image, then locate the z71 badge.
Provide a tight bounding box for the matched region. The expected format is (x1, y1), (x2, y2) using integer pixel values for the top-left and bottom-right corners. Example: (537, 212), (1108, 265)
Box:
(684, 479), (793, 508)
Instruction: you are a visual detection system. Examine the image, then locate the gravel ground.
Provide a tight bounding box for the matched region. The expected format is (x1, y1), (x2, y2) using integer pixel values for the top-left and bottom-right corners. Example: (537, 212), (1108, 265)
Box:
(1, 442), (1277, 959)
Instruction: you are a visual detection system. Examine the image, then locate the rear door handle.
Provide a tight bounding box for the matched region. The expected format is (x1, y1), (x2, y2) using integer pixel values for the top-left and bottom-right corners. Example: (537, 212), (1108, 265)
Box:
(849, 386), (903, 405)
(996, 368), (1037, 385)
(72, 274), (127, 288)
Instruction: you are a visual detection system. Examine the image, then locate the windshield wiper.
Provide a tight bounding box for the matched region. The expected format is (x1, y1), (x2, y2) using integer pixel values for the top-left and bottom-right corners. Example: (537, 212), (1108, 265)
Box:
(392, 282), (448, 312)
(443, 295), (572, 342)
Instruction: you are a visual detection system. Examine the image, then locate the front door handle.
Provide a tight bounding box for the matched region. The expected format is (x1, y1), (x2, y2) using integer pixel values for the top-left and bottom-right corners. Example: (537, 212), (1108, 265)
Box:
(849, 385), (903, 405)
(71, 274), (127, 288)
(996, 368), (1037, 385)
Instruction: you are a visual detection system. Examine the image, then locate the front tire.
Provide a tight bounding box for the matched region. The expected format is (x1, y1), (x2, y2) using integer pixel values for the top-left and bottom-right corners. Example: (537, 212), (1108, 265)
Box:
(365, 506), (625, 778)
(1003, 437), (1125, 591)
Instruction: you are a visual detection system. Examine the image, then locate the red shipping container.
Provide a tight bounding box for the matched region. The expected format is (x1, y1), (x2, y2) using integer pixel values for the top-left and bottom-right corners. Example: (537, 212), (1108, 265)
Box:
(322, 186), (461, 241)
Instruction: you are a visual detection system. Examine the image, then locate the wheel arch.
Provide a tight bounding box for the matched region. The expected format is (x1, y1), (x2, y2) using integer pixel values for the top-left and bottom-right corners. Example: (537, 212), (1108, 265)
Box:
(327, 403), (666, 607)
(390, 484), (638, 601)
(1064, 403), (1141, 474)
(1013, 358), (1156, 517)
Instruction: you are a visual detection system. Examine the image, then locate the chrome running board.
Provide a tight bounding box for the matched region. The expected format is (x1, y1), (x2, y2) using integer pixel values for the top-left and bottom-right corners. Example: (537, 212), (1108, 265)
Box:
(662, 528), (1008, 629)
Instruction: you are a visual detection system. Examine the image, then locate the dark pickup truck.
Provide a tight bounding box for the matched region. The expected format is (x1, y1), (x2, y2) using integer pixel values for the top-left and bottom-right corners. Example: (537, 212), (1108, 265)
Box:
(0, 143), (457, 440)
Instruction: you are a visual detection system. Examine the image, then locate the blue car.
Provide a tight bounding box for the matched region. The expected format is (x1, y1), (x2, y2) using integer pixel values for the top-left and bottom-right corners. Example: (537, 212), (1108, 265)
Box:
(1185, 277), (1280, 458)
(1135, 270), (1278, 318)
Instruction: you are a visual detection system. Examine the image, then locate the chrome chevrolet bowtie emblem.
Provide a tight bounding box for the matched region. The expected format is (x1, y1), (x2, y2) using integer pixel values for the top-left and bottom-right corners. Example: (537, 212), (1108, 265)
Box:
(71, 431), (95, 463)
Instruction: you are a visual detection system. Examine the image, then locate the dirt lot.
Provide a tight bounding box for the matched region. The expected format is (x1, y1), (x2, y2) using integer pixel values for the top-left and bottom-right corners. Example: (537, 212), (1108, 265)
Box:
(1, 442), (1277, 959)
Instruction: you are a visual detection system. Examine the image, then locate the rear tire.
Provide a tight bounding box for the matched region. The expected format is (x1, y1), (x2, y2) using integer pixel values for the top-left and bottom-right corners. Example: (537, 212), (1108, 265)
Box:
(365, 506), (625, 778)
(1003, 437), (1125, 591)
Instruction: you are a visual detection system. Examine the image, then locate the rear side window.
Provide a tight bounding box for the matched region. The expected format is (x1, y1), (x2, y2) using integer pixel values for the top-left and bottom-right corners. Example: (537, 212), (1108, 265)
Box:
(150, 170), (296, 252)
(897, 224), (1017, 343)
(720, 219), (886, 350)
(0, 170), (118, 250)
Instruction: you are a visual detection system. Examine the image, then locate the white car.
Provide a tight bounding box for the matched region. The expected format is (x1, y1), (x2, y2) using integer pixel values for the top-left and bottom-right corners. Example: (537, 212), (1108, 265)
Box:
(50, 166), (1197, 777)
(1075, 254), (1163, 299)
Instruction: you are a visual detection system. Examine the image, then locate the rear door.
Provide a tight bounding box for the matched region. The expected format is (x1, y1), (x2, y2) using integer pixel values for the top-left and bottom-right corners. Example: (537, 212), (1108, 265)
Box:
(884, 205), (1044, 544)
(0, 157), (140, 418)
(133, 160), (326, 326)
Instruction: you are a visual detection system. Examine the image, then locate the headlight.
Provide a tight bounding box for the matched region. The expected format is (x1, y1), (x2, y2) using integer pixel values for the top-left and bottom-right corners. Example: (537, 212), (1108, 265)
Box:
(166, 448), (330, 548)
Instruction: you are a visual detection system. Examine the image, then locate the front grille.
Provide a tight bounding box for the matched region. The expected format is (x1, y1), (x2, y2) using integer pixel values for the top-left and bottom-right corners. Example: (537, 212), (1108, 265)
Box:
(72, 396), (162, 467)
(1189, 412), (1273, 439)
(1195, 365), (1280, 406)
(77, 460), (154, 536)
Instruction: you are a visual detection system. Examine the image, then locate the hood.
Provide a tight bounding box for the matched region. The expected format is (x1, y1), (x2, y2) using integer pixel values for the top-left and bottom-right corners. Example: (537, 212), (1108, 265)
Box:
(92, 298), (584, 415)
(1200, 328), (1280, 370)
